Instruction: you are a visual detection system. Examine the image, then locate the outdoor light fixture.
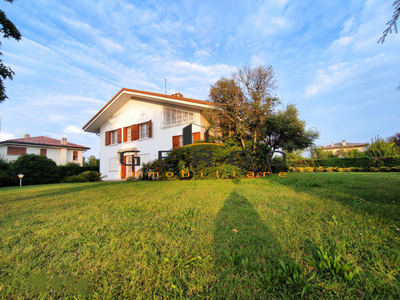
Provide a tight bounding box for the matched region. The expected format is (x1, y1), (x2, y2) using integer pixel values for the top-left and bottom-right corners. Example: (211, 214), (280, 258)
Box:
(17, 174), (24, 186)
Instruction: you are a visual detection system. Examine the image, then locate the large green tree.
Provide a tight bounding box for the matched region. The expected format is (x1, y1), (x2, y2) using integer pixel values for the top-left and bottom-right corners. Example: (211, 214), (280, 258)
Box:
(262, 104), (319, 173)
(204, 64), (280, 150)
(205, 65), (318, 174)
(0, 0), (21, 103)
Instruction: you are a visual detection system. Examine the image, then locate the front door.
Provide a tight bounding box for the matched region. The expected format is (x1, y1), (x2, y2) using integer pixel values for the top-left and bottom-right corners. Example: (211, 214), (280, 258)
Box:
(127, 156), (135, 178)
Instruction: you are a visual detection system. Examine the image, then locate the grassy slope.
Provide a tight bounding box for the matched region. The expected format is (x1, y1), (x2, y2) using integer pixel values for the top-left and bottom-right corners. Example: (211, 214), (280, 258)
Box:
(0, 173), (399, 299)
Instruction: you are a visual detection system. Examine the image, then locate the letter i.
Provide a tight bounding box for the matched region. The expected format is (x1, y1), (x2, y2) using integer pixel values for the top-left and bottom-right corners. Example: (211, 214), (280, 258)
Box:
(233, 169), (235, 177)
(200, 170), (204, 177)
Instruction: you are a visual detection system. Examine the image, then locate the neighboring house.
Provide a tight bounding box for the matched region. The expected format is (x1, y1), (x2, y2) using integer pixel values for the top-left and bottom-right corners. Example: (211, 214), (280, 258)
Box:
(0, 135), (90, 166)
(82, 88), (213, 180)
(322, 140), (366, 155)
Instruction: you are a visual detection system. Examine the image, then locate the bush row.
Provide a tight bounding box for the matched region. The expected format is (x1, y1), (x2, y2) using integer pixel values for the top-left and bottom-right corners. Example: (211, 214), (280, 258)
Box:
(288, 156), (400, 169)
(0, 154), (100, 187)
(289, 166), (400, 173)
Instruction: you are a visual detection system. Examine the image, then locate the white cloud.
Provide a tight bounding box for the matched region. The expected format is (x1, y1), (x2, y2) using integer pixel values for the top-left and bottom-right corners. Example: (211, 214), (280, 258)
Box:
(63, 126), (84, 134)
(0, 132), (16, 142)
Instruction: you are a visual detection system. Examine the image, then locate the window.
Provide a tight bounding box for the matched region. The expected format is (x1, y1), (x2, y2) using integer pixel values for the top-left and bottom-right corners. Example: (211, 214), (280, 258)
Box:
(105, 129), (122, 146)
(172, 132), (200, 149)
(139, 123), (149, 139)
(164, 107), (194, 126)
(123, 121), (152, 142)
(111, 131), (118, 145)
(40, 149), (47, 157)
(7, 147), (26, 155)
(73, 151), (78, 161)
(109, 158), (118, 171)
(127, 127), (132, 142)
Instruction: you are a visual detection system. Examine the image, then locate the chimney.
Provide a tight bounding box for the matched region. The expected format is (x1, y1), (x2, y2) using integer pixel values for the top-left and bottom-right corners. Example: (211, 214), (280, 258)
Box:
(23, 133), (30, 138)
(342, 140), (346, 146)
(331, 142), (334, 147)
(171, 92), (183, 98)
(61, 137), (67, 145)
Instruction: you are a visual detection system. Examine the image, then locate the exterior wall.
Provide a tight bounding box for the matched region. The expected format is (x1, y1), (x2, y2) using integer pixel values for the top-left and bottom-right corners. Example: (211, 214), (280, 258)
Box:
(0, 145), (84, 166)
(99, 99), (206, 180)
(66, 149), (84, 166)
(323, 146), (365, 154)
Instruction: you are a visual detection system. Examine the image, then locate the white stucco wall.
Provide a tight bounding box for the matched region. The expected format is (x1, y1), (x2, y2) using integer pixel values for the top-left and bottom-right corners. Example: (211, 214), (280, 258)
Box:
(99, 99), (207, 180)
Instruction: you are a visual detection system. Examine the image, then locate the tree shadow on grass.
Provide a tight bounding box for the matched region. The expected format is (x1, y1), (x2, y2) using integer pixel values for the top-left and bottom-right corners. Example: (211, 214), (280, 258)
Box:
(211, 190), (300, 299)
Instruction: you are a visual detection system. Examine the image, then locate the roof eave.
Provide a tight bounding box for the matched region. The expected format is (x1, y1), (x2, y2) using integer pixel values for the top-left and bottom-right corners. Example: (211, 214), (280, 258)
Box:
(0, 141), (90, 150)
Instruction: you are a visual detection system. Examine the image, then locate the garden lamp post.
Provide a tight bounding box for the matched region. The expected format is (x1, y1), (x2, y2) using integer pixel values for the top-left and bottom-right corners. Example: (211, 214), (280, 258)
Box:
(18, 174), (24, 186)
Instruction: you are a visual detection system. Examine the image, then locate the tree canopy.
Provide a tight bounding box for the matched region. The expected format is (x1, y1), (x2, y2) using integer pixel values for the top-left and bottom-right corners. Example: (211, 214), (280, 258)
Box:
(0, 0), (21, 103)
(378, 0), (400, 90)
(205, 64), (319, 174)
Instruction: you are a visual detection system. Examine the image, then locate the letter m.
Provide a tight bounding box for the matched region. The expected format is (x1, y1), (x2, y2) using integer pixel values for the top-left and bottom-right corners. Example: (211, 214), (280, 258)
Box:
(133, 172), (143, 177)
(148, 172), (159, 177)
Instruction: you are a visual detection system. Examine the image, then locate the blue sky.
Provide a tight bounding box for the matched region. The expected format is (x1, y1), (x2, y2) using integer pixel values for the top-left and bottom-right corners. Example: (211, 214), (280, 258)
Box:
(0, 0), (399, 158)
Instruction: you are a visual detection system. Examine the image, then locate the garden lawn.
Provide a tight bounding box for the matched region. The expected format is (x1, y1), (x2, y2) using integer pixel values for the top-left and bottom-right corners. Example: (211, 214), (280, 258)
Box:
(0, 173), (399, 299)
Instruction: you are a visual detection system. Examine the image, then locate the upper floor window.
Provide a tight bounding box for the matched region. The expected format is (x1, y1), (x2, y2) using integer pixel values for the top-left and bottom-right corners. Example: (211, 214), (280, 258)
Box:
(164, 107), (194, 126)
(111, 130), (118, 145)
(126, 127), (132, 142)
(139, 123), (149, 139)
(73, 151), (78, 161)
(123, 120), (152, 142)
(105, 129), (121, 146)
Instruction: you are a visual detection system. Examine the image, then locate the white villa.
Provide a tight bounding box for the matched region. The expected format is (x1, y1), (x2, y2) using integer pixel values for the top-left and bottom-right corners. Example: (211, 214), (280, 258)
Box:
(82, 88), (213, 180)
(0, 135), (90, 166)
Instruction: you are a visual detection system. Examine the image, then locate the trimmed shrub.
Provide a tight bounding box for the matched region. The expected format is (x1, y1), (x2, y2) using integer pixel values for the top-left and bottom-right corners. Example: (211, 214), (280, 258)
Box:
(63, 174), (88, 183)
(13, 154), (59, 185)
(325, 167), (333, 172)
(379, 166), (390, 172)
(288, 156), (400, 169)
(80, 171), (102, 182)
(337, 168), (344, 172)
(304, 167), (314, 172)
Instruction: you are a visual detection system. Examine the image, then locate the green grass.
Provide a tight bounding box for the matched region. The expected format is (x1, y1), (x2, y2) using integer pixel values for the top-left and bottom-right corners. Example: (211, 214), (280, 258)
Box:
(0, 173), (399, 299)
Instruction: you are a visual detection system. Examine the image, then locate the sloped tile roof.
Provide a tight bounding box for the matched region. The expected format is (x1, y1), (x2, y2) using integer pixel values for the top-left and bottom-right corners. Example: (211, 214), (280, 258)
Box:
(0, 136), (90, 150)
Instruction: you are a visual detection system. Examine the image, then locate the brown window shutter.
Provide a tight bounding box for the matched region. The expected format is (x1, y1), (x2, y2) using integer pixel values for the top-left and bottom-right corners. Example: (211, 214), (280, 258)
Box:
(148, 120), (152, 138)
(172, 135), (180, 149)
(193, 132), (200, 142)
(40, 149), (47, 156)
(73, 151), (78, 160)
(121, 156), (126, 179)
(132, 124), (139, 140)
(7, 147), (27, 155)
(123, 127), (127, 142)
(117, 128), (122, 143)
(105, 131), (110, 146)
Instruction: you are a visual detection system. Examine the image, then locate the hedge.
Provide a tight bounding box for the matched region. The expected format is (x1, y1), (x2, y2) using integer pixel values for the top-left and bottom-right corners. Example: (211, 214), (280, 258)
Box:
(57, 163), (99, 181)
(288, 156), (400, 169)
(289, 166), (400, 173)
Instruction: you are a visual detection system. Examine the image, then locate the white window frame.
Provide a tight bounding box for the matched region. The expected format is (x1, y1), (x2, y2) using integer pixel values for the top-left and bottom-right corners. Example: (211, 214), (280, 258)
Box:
(127, 127), (132, 142)
(164, 107), (194, 126)
(111, 130), (118, 145)
(139, 123), (149, 139)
